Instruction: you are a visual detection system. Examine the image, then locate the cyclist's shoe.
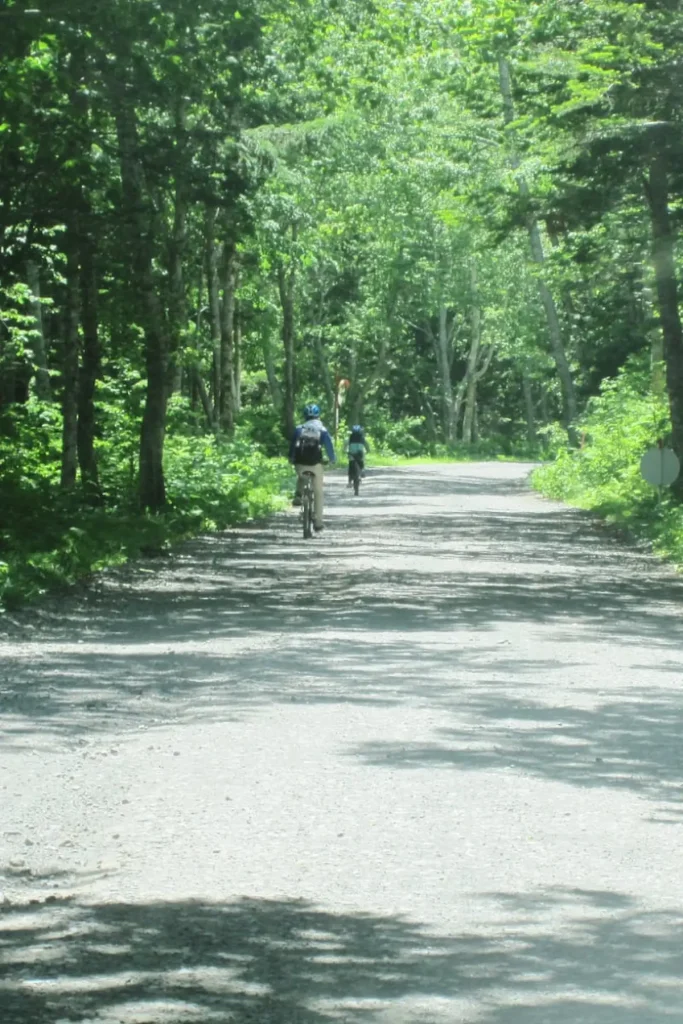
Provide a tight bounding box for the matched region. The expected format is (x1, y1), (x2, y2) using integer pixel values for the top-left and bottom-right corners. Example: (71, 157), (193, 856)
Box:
(292, 496), (302, 507)
(314, 523), (324, 533)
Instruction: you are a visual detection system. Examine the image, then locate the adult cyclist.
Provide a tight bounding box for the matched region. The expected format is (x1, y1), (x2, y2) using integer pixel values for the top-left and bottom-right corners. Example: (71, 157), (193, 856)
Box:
(346, 424), (370, 485)
(289, 403), (336, 533)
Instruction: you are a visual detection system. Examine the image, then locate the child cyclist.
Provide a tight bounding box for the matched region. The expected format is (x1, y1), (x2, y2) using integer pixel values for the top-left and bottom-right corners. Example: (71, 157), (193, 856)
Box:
(346, 424), (370, 485)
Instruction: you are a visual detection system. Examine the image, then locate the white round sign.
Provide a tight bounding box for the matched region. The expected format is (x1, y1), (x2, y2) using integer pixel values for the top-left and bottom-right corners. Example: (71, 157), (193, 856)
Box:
(640, 447), (680, 487)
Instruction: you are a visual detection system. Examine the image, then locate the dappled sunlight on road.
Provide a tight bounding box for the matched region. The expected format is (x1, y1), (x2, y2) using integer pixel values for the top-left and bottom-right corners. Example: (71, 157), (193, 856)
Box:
(2, 463), (683, 1023)
(2, 888), (683, 1023)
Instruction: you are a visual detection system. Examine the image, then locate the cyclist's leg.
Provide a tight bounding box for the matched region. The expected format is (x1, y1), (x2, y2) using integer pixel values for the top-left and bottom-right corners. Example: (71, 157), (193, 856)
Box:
(311, 462), (324, 529)
(293, 465), (303, 505)
(347, 458), (354, 484)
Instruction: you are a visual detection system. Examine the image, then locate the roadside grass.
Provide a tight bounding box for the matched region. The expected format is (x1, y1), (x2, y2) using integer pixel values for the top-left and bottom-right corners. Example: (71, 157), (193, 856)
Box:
(367, 443), (543, 467)
(369, 452), (540, 467)
(532, 472), (683, 568)
(369, 454), (466, 467)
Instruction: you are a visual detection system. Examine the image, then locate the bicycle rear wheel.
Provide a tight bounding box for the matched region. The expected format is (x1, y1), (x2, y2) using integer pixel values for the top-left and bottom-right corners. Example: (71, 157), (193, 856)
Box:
(352, 458), (360, 496)
(302, 475), (314, 538)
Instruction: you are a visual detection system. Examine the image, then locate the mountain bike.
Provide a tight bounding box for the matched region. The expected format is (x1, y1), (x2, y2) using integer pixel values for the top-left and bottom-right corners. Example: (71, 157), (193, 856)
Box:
(301, 470), (315, 539)
(349, 454), (362, 496)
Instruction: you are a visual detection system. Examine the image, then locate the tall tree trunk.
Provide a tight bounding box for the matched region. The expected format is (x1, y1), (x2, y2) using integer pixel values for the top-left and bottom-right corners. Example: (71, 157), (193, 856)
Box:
(277, 260), (296, 438)
(167, 152), (187, 400)
(462, 381), (477, 445)
(190, 270), (204, 413)
(348, 343), (359, 423)
(219, 242), (237, 433)
(422, 394), (438, 442)
(234, 303), (242, 415)
(62, 45), (99, 494)
(522, 370), (536, 445)
(353, 330), (390, 425)
(546, 224), (583, 369)
(139, 335), (169, 510)
(432, 306), (456, 443)
(651, 321), (666, 396)
(462, 267), (482, 445)
(498, 57), (577, 428)
(205, 206), (222, 431)
(61, 233), (80, 489)
(112, 83), (169, 510)
(0, 362), (18, 406)
(313, 323), (335, 413)
(77, 222), (101, 496)
(453, 378), (468, 441)
(192, 365), (214, 430)
(352, 292), (399, 426)
(26, 261), (52, 400)
(440, 306), (456, 442)
(642, 282), (666, 395)
(646, 149), (683, 468)
(262, 332), (283, 410)
(190, 369), (199, 412)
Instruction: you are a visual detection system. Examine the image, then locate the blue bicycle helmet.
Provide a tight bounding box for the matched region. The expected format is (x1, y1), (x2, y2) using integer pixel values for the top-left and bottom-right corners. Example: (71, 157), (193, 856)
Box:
(351, 424), (362, 433)
(303, 403), (320, 419)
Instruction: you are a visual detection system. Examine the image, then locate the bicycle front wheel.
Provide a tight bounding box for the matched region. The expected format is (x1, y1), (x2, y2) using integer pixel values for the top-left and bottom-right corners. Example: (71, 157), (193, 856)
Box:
(302, 478), (313, 539)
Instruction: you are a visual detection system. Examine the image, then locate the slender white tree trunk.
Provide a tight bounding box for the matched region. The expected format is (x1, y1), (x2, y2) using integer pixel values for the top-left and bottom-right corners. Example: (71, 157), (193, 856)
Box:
(26, 261), (52, 400)
(498, 56), (577, 427)
(462, 266), (482, 444)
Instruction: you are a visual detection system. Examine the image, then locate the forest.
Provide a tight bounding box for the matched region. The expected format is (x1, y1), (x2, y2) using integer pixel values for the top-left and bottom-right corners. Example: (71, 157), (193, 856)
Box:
(1, 0), (683, 605)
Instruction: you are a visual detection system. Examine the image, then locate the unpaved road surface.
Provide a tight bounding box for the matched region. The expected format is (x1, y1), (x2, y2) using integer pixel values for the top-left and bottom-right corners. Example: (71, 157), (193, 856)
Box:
(2, 462), (683, 1024)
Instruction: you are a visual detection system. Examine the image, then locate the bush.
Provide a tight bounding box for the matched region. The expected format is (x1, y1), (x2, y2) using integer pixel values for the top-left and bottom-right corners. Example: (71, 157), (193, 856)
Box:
(364, 414), (425, 457)
(534, 359), (668, 507)
(0, 399), (62, 488)
(163, 427), (290, 530)
(0, 402), (290, 609)
(533, 357), (683, 565)
(238, 373), (287, 456)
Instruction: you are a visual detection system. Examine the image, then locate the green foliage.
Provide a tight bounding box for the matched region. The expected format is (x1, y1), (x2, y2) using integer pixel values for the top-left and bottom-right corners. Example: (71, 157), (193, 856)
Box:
(0, 406), (289, 609)
(534, 358), (668, 503)
(366, 415), (425, 457)
(237, 377), (286, 456)
(535, 422), (572, 460)
(163, 426), (290, 530)
(0, 400), (61, 488)
(533, 359), (683, 565)
(3, 0), (683, 599)
(0, 283), (37, 364)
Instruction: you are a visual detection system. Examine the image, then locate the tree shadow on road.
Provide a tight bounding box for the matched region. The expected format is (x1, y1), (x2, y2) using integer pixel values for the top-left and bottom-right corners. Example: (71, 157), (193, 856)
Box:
(1, 887), (682, 1024)
(349, 690), (683, 821)
(1, 466), (682, 768)
(4, 466), (681, 646)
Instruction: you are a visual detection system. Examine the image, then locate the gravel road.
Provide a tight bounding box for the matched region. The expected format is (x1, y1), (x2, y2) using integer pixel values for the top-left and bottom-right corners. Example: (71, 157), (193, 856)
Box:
(2, 462), (683, 1023)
